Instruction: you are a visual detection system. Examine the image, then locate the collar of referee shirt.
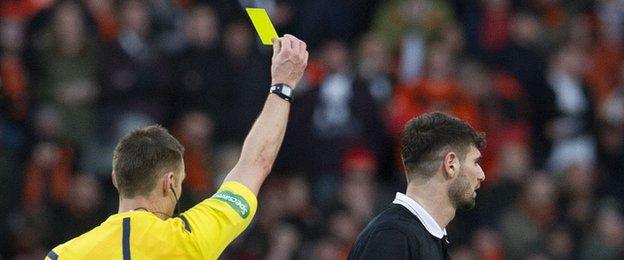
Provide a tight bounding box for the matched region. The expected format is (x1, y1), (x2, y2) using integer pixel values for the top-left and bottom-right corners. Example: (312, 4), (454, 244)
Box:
(134, 207), (172, 218)
(392, 192), (448, 239)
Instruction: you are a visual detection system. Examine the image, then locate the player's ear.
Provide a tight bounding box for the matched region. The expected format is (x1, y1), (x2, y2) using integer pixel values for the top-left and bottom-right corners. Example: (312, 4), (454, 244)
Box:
(162, 171), (175, 196)
(443, 152), (458, 179)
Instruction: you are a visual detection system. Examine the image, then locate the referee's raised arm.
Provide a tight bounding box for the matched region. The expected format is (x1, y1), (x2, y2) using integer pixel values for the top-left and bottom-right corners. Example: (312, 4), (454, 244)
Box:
(222, 34), (308, 195)
(175, 35), (309, 258)
(45, 34), (308, 260)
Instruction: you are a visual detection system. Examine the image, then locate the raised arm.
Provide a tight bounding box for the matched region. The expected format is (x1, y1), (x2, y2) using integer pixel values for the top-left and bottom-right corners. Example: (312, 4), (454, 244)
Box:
(223, 35), (308, 195)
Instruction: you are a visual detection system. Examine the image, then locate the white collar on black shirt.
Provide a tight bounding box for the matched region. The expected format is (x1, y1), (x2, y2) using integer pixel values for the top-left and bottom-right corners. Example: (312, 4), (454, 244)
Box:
(392, 192), (447, 239)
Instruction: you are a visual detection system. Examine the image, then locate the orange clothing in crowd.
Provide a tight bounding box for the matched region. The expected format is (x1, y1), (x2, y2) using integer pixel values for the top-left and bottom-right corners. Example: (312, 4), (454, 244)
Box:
(304, 60), (327, 87)
(0, 55), (29, 120)
(540, 4), (567, 30)
(22, 145), (75, 213)
(0, 0), (54, 19)
(182, 145), (213, 195)
(479, 72), (531, 185)
(90, 9), (118, 42)
(387, 78), (481, 137)
(585, 42), (623, 102)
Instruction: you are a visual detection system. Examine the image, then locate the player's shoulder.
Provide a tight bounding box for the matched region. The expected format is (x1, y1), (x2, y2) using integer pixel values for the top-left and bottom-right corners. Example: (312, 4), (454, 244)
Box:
(374, 204), (419, 225)
(363, 204), (428, 238)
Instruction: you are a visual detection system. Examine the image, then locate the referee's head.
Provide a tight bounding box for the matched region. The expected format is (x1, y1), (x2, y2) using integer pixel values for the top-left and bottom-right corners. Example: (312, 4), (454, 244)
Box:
(401, 112), (486, 210)
(112, 125), (186, 216)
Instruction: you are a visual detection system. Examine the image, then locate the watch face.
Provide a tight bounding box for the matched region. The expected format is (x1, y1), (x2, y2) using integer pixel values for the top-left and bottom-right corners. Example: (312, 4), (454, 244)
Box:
(282, 87), (292, 96)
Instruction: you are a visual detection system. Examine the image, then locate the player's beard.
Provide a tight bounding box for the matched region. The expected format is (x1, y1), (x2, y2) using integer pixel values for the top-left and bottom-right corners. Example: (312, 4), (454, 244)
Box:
(448, 170), (475, 210)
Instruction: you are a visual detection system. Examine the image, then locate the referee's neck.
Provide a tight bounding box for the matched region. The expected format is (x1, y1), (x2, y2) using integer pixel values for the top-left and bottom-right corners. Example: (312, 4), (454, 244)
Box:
(405, 183), (455, 229)
(118, 195), (171, 220)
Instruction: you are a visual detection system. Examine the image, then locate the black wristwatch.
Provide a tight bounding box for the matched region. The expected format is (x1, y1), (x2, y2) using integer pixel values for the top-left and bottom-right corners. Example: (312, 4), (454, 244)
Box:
(269, 83), (294, 103)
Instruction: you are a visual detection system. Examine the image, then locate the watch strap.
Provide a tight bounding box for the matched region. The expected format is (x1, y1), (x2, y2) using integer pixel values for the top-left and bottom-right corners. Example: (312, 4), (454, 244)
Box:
(269, 83), (294, 103)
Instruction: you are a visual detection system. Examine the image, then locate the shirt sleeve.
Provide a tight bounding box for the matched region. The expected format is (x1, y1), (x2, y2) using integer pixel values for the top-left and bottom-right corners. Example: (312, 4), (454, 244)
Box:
(355, 229), (413, 260)
(177, 181), (258, 259)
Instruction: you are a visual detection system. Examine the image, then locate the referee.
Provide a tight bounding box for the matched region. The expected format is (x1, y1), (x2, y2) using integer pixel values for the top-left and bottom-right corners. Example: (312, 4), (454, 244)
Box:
(348, 112), (486, 259)
(45, 35), (308, 259)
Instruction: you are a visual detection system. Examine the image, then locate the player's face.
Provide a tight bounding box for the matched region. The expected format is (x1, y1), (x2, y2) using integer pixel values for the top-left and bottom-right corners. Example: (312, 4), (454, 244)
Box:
(448, 145), (485, 210)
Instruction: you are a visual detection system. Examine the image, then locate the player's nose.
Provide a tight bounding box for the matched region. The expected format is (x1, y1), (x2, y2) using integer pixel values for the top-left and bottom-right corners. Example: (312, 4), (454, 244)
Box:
(477, 168), (485, 182)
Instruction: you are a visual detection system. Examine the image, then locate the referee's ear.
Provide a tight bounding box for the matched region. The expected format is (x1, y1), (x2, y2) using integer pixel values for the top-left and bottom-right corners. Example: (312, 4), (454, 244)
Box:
(443, 152), (459, 179)
(161, 171), (176, 196)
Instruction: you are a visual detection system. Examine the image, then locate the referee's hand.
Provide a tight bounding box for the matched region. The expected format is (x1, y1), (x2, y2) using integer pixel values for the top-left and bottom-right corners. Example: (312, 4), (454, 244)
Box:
(270, 34), (308, 89)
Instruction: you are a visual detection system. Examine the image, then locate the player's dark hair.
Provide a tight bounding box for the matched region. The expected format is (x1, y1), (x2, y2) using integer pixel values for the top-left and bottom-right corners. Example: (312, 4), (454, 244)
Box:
(401, 112), (485, 180)
(113, 125), (184, 198)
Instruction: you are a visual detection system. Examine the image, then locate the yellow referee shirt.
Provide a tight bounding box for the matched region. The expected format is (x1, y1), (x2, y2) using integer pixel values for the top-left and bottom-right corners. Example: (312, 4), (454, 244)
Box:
(45, 181), (257, 260)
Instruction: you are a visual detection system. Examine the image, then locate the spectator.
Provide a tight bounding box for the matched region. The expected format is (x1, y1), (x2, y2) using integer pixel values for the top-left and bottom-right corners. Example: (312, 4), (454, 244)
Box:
(372, 0), (454, 83)
(372, 0), (454, 51)
(172, 5), (231, 142)
(596, 71), (624, 201)
(22, 141), (74, 213)
(472, 228), (504, 260)
(21, 107), (75, 214)
(265, 223), (302, 260)
(0, 18), (30, 234)
(212, 142), (243, 184)
(457, 61), (531, 182)
(295, 0), (374, 49)
(559, 165), (598, 239)
(479, 0), (512, 54)
(339, 147), (384, 222)
(355, 32), (394, 107)
(285, 40), (386, 206)
(173, 111), (215, 203)
(98, 0), (172, 140)
(0, 17), (29, 121)
(308, 235), (343, 260)
(221, 20), (271, 142)
(282, 174), (322, 240)
(148, 0), (187, 54)
(545, 225), (574, 259)
(494, 11), (558, 168)
(498, 173), (557, 260)
(579, 199), (624, 259)
(596, 0), (624, 44)
(7, 211), (49, 259)
(545, 43), (596, 173)
(31, 0), (100, 160)
(0, 0), (54, 19)
(326, 209), (360, 258)
(271, 1), (297, 34)
(49, 174), (105, 244)
(388, 42), (480, 138)
(83, 0), (117, 42)
(585, 10), (623, 102)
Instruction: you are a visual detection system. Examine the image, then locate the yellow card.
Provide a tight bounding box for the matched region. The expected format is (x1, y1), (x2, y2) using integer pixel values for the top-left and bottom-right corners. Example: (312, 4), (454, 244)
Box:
(246, 8), (279, 45)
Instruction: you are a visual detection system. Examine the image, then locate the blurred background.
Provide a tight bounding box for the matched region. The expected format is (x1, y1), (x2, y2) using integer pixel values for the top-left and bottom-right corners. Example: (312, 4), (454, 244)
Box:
(1, 0), (624, 259)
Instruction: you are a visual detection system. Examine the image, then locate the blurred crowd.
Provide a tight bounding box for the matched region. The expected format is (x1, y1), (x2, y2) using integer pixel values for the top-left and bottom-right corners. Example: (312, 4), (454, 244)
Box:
(1, 0), (624, 259)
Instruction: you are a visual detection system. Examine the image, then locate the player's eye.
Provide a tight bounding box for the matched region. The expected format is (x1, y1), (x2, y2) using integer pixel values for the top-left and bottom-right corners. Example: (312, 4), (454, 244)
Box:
(475, 157), (482, 165)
